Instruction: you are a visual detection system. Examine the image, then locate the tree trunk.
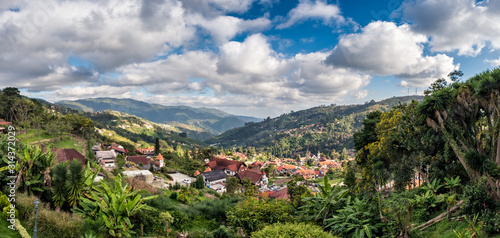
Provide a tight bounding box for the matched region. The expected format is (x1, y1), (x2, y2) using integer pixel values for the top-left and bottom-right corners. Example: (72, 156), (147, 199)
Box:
(414, 167), (430, 185)
(412, 200), (464, 231)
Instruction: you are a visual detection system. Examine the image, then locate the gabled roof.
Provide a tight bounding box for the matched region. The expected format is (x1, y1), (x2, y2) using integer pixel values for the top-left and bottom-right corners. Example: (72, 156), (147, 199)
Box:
(204, 167), (212, 172)
(96, 151), (116, 159)
(237, 170), (263, 185)
(203, 170), (228, 182)
(127, 156), (150, 165)
(53, 148), (86, 165)
(194, 170), (201, 176)
(276, 166), (286, 171)
(206, 158), (246, 172)
(269, 188), (289, 200)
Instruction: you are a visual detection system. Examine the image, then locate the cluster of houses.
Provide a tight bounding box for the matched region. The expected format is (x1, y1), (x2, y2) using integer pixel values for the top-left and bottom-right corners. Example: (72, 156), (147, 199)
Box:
(93, 143), (166, 171)
(194, 157), (268, 194)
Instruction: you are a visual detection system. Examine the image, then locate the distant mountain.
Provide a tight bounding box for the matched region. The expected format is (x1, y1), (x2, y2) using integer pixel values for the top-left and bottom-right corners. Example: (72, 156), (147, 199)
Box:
(207, 96), (424, 157)
(57, 98), (261, 137)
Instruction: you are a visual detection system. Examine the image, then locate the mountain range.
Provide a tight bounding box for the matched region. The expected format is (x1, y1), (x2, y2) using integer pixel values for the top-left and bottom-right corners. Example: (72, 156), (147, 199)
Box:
(57, 98), (261, 137)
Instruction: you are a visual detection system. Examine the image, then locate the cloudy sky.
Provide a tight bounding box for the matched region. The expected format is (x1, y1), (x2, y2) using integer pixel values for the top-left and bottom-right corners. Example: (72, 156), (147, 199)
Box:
(1, 0), (499, 117)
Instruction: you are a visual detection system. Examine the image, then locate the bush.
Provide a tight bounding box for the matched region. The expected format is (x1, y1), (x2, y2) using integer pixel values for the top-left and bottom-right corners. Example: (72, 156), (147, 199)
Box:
(80, 217), (107, 238)
(3, 205), (18, 219)
(252, 223), (337, 238)
(15, 193), (37, 221)
(34, 205), (82, 238)
(170, 192), (178, 200)
(0, 192), (10, 210)
(212, 225), (237, 238)
(189, 228), (213, 238)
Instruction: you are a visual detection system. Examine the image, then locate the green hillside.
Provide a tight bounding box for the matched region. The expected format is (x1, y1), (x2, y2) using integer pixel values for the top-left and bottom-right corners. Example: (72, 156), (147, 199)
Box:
(207, 96), (424, 157)
(57, 97), (261, 136)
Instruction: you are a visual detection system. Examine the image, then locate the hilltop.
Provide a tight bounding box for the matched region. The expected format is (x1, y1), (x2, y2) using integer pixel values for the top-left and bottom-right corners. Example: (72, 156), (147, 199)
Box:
(57, 97), (261, 137)
(207, 96), (424, 157)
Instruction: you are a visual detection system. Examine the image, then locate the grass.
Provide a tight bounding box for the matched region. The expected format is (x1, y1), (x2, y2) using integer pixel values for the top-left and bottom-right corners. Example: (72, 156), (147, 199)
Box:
(0, 218), (22, 238)
(49, 137), (85, 154)
(16, 129), (54, 143)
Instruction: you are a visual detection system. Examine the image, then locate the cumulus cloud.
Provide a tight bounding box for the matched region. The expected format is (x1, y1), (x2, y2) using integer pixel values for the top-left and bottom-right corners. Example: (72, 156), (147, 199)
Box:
(326, 21), (458, 87)
(194, 15), (271, 43)
(485, 57), (500, 67)
(81, 34), (371, 113)
(399, 0), (500, 56)
(277, 0), (349, 29)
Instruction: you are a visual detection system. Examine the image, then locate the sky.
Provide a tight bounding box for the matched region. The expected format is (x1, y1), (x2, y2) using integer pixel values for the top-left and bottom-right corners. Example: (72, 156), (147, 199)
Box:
(1, 0), (500, 118)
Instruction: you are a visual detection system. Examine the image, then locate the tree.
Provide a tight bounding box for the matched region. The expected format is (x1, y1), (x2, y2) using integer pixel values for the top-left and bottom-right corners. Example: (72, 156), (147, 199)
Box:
(225, 176), (240, 196)
(287, 175), (312, 208)
(66, 159), (85, 207)
(15, 144), (56, 196)
(154, 138), (160, 155)
(51, 162), (68, 211)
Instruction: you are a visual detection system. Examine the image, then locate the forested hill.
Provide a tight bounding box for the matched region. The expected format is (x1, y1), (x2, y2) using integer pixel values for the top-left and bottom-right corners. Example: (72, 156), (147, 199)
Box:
(207, 96), (424, 157)
(57, 97), (261, 136)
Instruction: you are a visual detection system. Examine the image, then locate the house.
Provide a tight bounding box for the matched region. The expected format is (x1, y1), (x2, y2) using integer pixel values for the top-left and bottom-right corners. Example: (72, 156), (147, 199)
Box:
(151, 153), (165, 170)
(193, 170), (201, 176)
(275, 166), (287, 174)
(127, 156), (151, 170)
(53, 148), (86, 166)
(250, 161), (264, 168)
(202, 170), (228, 187)
(0, 120), (12, 134)
(268, 188), (289, 200)
(110, 143), (128, 156)
(96, 151), (117, 169)
(122, 170), (154, 183)
(210, 183), (226, 193)
(237, 170), (268, 187)
(136, 147), (155, 155)
(205, 158), (248, 176)
(296, 169), (316, 179)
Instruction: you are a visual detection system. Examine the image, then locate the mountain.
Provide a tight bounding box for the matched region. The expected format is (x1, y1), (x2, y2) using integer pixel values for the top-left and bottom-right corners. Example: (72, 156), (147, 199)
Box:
(207, 96), (424, 157)
(57, 98), (261, 137)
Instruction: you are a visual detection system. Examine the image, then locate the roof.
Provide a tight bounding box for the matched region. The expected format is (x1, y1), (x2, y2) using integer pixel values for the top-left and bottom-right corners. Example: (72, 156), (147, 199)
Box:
(122, 170), (153, 177)
(127, 156), (150, 165)
(0, 121), (12, 125)
(193, 170), (201, 176)
(276, 166), (286, 171)
(96, 151), (116, 159)
(206, 158), (246, 172)
(204, 167), (212, 172)
(53, 148), (86, 165)
(155, 154), (164, 161)
(284, 165), (296, 170)
(269, 188), (289, 200)
(203, 170), (228, 182)
(237, 170), (263, 184)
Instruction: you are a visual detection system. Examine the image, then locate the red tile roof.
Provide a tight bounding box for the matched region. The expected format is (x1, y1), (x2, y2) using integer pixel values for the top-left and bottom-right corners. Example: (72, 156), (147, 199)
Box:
(237, 170), (263, 185)
(127, 156), (150, 166)
(155, 154), (164, 161)
(269, 188), (289, 200)
(206, 158), (246, 172)
(53, 148), (86, 166)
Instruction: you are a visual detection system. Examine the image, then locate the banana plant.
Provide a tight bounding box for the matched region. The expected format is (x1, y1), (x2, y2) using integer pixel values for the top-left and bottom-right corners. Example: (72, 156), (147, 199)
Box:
(74, 174), (157, 237)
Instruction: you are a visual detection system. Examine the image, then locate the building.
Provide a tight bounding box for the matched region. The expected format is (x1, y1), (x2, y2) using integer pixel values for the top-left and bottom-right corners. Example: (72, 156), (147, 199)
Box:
(126, 156), (151, 170)
(205, 158), (248, 176)
(53, 148), (86, 166)
(296, 169), (316, 179)
(237, 170), (268, 187)
(151, 153), (165, 170)
(202, 170), (228, 187)
(96, 151), (117, 169)
(110, 143), (128, 156)
(0, 120), (12, 134)
(122, 170), (154, 183)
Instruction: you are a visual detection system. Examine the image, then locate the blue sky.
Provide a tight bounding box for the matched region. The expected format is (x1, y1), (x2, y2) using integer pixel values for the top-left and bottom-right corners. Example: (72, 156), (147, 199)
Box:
(1, 0), (499, 117)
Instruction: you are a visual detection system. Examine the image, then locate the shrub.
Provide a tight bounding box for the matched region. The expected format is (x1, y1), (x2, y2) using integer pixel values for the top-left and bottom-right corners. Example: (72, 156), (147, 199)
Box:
(0, 192), (10, 210)
(15, 193), (37, 221)
(34, 205), (82, 238)
(3, 205), (18, 219)
(170, 192), (178, 200)
(189, 228), (213, 238)
(212, 225), (237, 238)
(14, 219), (31, 238)
(252, 223), (338, 238)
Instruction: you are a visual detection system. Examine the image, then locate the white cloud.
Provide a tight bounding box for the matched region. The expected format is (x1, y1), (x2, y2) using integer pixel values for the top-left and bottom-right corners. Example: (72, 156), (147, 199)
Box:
(485, 57), (500, 67)
(276, 0), (347, 29)
(399, 0), (500, 56)
(194, 15), (271, 43)
(326, 21), (458, 87)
